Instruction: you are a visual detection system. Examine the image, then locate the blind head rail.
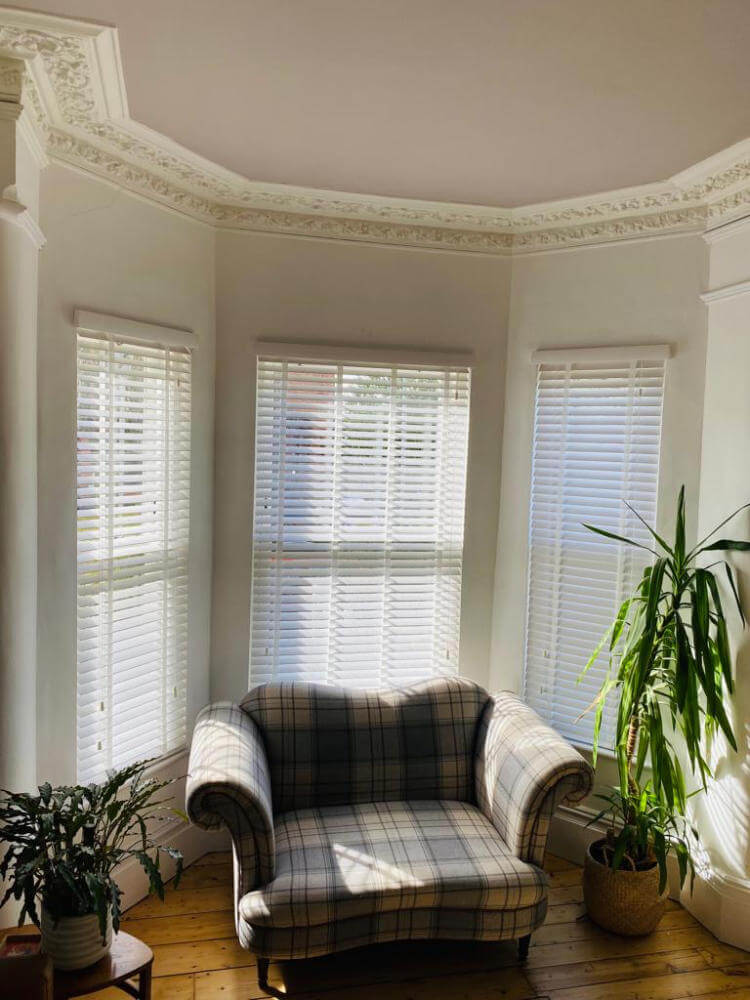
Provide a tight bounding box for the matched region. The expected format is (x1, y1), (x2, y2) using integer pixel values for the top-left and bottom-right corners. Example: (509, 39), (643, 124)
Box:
(255, 339), (473, 370)
(531, 344), (671, 365)
(75, 309), (198, 350)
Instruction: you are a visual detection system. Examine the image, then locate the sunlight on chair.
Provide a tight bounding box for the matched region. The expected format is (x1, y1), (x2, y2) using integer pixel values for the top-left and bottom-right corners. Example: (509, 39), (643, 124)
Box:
(332, 842), (424, 893)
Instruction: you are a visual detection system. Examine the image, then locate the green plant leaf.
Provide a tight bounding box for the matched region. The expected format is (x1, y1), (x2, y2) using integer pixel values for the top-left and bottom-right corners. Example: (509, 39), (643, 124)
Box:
(674, 485), (686, 567)
(702, 539), (750, 552)
(634, 718), (650, 780)
(689, 501), (750, 558)
(583, 523), (658, 555)
(704, 572), (738, 702)
(676, 840), (689, 890)
(723, 562), (746, 626)
(622, 501), (674, 555)
(579, 624), (614, 681)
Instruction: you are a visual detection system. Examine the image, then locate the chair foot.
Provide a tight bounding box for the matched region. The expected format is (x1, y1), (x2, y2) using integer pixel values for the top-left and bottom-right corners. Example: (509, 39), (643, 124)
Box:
(518, 934), (531, 962)
(257, 957), (287, 999)
(257, 958), (270, 989)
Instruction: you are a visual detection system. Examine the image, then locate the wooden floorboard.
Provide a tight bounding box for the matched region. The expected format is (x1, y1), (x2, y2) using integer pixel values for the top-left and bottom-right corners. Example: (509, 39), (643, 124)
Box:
(104, 850), (750, 1000)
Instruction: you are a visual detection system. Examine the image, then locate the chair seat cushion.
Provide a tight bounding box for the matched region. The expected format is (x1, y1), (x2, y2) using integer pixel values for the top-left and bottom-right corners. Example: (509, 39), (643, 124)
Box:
(239, 800), (547, 929)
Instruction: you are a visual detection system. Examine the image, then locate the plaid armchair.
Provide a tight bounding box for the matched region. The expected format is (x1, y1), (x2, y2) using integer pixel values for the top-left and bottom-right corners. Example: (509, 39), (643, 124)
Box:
(186, 678), (592, 986)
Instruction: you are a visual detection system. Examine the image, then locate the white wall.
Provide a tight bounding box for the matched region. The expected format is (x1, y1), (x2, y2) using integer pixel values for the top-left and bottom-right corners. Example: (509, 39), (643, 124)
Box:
(693, 223), (750, 887)
(36, 165), (216, 784)
(0, 128), (41, 796)
(491, 235), (709, 700)
(211, 231), (511, 701)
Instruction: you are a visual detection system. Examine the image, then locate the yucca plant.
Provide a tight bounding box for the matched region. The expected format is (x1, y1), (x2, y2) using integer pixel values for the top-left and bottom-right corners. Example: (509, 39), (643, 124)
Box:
(0, 760), (185, 940)
(582, 486), (748, 892)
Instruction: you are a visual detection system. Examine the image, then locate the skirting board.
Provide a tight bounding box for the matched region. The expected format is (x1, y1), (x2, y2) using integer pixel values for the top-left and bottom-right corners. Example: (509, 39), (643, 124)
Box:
(549, 804), (750, 952)
(116, 821), (230, 912)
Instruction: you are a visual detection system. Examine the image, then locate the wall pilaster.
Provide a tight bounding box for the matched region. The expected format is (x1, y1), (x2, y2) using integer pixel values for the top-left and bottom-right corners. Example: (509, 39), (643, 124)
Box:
(0, 56), (43, 801)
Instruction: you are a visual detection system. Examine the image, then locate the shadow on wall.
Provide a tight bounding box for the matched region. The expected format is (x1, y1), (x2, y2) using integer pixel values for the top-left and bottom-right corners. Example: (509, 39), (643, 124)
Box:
(693, 562), (750, 880)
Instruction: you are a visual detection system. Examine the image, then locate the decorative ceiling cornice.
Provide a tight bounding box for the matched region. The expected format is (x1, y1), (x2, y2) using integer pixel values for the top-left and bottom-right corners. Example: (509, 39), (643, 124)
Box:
(2, 8), (749, 256)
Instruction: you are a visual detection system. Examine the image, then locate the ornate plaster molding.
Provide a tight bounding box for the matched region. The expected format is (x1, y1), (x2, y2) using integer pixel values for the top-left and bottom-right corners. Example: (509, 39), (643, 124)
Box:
(0, 54), (23, 103)
(0, 7), (748, 255)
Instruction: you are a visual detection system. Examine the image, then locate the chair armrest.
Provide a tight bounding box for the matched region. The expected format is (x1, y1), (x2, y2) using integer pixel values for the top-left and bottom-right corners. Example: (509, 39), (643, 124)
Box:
(186, 702), (275, 893)
(474, 692), (593, 866)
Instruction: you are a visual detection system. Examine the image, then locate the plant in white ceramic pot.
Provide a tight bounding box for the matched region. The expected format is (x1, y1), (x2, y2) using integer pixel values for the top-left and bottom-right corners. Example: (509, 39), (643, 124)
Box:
(0, 760), (184, 969)
(580, 487), (747, 935)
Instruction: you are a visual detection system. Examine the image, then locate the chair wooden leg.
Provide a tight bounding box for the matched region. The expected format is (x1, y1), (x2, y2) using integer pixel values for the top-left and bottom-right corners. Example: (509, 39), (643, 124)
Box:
(257, 957), (288, 999)
(257, 957), (270, 990)
(518, 934), (531, 962)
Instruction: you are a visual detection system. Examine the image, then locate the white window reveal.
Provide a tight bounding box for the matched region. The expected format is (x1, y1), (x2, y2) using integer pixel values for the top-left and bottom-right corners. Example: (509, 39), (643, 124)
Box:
(75, 311), (195, 782)
(250, 350), (472, 688)
(523, 346), (667, 750)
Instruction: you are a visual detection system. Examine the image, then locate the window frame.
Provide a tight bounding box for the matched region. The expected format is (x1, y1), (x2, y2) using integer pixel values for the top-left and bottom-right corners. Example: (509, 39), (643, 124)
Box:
(248, 342), (473, 689)
(522, 344), (669, 752)
(74, 310), (197, 782)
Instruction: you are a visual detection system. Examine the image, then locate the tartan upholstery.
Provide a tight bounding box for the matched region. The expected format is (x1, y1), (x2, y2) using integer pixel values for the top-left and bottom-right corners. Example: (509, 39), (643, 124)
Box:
(186, 702), (276, 899)
(475, 691), (593, 866)
(241, 677), (490, 813)
(241, 901), (548, 959)
(188, 679), (593, 961)
(241, 800), (545, 926)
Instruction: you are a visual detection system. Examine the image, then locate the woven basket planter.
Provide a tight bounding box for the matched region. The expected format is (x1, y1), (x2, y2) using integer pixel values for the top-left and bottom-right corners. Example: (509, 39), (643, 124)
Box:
(41, 907), (112, 970)
(583, 839), (668, 936)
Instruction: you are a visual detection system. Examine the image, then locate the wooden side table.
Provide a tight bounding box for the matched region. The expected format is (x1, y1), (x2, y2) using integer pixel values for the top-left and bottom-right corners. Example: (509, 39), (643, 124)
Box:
(0, 933), (53, 1000)
(53, 932), (153, 1000)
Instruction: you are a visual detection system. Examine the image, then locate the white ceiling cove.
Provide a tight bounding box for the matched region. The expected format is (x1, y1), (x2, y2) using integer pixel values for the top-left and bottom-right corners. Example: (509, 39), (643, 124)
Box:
(2, 2), (750, 253)
(8, 0), (750, 207)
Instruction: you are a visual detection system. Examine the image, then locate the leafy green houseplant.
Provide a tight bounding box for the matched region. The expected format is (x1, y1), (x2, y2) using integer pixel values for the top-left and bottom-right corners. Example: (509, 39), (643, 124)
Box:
(0, 760), (184, 969)
(580, 486), (747, 934)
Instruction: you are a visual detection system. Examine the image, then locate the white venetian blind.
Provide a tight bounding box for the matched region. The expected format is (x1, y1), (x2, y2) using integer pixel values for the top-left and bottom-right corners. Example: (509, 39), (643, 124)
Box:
(523, 353), (666, 749)
(250, 357), (471, 687)
(76, 331), (192, 782)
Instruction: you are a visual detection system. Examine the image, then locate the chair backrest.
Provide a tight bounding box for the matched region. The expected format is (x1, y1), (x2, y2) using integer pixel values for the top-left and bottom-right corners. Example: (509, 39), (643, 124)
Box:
(241, 676), (491, 814)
